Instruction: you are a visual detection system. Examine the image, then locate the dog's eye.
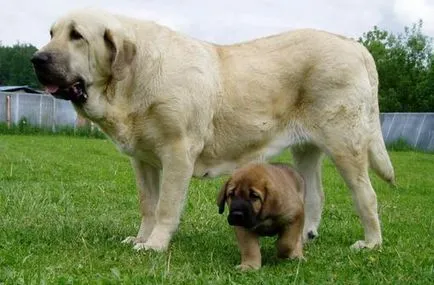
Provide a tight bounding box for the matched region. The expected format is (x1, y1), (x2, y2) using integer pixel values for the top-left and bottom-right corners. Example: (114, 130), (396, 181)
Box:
(249, 191), (260, 200)
(70, 29), (83, 41)
(49, 30), (53, 39)
(227, 191), (234, 197)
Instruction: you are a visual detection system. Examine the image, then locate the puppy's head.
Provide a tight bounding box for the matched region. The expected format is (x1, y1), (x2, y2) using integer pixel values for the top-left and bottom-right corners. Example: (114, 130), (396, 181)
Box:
(31, 8), (136, 104)
(217, 164), (279, 229)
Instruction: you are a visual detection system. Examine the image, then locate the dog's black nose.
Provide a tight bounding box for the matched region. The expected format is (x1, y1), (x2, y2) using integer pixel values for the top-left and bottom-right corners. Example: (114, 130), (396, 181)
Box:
(31, 52), (50, 66)
(231, 211), (244, 219)
(228, 210), (245, 226)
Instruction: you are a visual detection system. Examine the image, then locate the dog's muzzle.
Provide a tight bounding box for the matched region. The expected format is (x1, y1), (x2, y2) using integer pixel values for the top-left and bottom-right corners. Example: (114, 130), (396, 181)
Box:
(31, 51), (88, 104)
(228, 198), (257, 228)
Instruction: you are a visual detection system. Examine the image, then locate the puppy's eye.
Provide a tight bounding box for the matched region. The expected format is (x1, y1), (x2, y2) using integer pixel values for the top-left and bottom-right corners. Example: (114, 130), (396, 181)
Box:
(227, 191), (234, 197)
(249, 191), (260, 200)
(50, 30), (53, 39)
(70, 29), (83, 41)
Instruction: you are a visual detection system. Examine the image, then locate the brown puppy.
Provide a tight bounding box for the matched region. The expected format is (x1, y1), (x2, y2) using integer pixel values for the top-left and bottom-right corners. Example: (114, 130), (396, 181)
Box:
(217, 162), (305, 271)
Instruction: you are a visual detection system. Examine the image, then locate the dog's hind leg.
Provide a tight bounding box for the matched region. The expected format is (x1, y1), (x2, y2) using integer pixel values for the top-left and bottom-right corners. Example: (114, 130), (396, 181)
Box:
(291, 144), (324, 242)
(122, 158), (160, 245)
(327, 142), (382, 249)
(276, 212), (304, 259)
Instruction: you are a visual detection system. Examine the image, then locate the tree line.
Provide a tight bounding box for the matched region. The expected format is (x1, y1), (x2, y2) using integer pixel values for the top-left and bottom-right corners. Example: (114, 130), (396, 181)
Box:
(1, 21), (433, 112)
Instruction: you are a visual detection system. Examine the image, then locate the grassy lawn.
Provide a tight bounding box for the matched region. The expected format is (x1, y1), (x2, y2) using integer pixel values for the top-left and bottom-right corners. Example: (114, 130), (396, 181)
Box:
(0, 135), (433, 284)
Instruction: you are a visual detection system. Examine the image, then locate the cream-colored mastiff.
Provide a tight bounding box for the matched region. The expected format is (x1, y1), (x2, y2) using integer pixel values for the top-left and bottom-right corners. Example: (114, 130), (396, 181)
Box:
(31, 8), (395, 252)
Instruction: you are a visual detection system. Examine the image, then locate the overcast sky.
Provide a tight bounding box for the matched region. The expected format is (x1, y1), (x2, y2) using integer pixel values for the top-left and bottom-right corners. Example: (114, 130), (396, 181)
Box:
(1, 0), (434, 48)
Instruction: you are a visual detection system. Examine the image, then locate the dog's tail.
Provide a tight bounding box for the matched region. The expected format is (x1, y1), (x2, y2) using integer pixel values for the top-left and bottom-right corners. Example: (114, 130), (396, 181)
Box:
(368, 126), (396, 186)
(362, 44), (396, 186)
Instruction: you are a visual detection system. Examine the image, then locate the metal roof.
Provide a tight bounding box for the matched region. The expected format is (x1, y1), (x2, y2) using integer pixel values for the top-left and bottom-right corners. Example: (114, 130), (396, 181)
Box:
(0, 85), (43, 94)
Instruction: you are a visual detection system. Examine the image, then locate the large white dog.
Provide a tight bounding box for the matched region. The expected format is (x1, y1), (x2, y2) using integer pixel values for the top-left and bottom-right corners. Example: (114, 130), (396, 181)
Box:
(32, 8), (395, 252)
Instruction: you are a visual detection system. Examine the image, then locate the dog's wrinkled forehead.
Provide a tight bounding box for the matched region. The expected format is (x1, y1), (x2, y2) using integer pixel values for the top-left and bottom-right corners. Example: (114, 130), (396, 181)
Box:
(49, 9), (122, 41)
(51, 17), (99, 40)
(229, 175), (264, 197)
(233, 167), (266, 187)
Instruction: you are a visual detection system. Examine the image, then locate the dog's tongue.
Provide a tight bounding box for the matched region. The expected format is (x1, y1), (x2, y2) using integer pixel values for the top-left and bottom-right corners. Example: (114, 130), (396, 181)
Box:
(44, 85), (59, 94)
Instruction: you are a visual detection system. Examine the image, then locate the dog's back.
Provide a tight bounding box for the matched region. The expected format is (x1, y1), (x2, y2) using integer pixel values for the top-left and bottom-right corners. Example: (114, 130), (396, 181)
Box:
(269, 163), (305, 200)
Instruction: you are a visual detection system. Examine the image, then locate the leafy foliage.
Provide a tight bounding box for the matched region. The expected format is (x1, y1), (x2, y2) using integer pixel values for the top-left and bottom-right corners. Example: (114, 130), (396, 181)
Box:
(359, 20), (434, 112)
(0, 43), (39, 88)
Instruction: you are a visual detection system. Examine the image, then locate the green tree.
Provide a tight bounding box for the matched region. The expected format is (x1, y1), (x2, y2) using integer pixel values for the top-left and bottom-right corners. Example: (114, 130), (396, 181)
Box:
(359, 20), (434, 112)
(0, 42), (40, 88)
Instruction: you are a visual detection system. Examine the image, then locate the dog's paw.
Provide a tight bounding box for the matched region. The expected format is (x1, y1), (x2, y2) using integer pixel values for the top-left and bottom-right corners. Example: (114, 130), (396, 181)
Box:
(350, 240), (381, 250)
(133, 242), (148, 251)
(303, 230), (318, 243)
(133, 241), (168, 252)
(121, 236), (147, 245)
(121, 236), (137, 244)
(290, 254), (307, 262)
(133, 233), (170, 252)
(235, 264), (260, 271)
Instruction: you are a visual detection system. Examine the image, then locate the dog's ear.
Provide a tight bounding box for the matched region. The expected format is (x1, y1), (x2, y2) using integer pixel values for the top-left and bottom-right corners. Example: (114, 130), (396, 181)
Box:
(217, 181), (229, 214)
(104, 28), (136, 81)
(260, 181), (280, 219)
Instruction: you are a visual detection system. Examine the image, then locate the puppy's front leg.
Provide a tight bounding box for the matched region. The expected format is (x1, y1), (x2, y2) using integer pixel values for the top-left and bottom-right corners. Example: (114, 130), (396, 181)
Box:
(235, 227), (261, 271)
(134, 141), (194, 252)
(122, 158), (160, 245)
(276, 214), (304, 259)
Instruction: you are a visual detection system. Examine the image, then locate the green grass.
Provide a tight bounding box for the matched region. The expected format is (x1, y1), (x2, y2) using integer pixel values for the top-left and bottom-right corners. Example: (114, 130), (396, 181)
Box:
(0, 135), (433, 284)
(0, 122), (106, 139)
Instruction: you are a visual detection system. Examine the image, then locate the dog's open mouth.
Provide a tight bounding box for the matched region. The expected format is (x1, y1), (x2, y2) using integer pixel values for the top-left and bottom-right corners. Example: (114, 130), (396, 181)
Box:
(44, 80), (87, 103)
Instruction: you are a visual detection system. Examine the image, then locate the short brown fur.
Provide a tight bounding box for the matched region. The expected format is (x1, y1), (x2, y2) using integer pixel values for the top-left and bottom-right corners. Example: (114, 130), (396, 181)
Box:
(217, 163), (305, 270)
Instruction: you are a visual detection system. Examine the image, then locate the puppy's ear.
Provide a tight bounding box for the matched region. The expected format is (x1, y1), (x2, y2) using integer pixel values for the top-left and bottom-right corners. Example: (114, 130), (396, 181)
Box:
(104, 28), (136, 81)
(217, 181), (229, 214)
(260, 181), (280, 219)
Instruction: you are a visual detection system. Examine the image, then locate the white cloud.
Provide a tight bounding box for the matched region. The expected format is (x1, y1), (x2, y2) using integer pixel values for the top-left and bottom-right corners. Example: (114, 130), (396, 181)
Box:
(0, 0), (433, 48)
(394, 0), (434, 34)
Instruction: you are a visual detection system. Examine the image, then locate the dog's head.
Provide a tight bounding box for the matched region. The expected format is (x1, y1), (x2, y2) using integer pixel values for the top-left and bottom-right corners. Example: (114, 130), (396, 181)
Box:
(216, 164), (280, 229)
(31, 8), (136, 104)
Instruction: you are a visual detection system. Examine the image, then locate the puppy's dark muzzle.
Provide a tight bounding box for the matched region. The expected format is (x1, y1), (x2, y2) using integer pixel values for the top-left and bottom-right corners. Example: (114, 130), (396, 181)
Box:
(227, 198), (257, 228)
(228, 210), (246, 226)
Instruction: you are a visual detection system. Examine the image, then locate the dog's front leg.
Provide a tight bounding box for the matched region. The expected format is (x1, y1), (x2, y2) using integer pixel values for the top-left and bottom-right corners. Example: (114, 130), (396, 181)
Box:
(134, 141), (194, 252)
(122, 158), (160, 245)
(235, 227), (261, 271)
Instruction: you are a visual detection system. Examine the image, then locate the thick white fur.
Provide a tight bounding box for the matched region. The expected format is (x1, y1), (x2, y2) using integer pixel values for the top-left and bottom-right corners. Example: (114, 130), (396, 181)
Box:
(38, 8), (395, 251)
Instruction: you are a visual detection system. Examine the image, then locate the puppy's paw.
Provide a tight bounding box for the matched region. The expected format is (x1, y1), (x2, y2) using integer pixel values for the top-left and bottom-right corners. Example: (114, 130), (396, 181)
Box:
(290, 254), (306, 262)
(350, 240), (381, 250)
(235, 263), (260, 271)
(278, 250), (305, 260)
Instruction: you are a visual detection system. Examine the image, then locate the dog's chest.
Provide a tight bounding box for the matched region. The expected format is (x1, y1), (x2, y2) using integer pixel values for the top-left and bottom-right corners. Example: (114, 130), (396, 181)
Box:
(105, 129), (161, 167)
(251, 219), (281, 236)
(116, 142), (161, 166)
(116, 141), (135, 156)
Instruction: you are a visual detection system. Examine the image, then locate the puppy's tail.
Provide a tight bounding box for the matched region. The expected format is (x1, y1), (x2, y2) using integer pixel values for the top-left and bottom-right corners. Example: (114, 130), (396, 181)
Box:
(368, 131), (396, 186)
